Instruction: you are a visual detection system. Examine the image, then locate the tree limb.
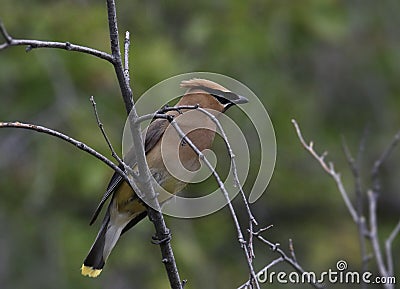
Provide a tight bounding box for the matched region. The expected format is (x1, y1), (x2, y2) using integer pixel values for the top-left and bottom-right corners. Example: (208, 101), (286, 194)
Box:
(0, 21), (114, 62)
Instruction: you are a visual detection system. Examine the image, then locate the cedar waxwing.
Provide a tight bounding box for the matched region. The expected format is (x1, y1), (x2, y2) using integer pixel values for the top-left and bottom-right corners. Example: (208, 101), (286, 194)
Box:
(81, 78), (248, 277)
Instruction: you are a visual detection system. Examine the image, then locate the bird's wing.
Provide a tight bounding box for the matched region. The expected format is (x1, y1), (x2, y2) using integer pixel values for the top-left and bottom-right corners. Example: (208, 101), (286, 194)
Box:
(89, 118), (169, 225)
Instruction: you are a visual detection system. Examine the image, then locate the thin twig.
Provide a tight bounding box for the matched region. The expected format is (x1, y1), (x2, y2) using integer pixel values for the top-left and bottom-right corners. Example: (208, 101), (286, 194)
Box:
(288, 238), (297, 263)
(385, 219), (400, 276)
(196, 107), (258, 285)
(0, 121), (127, 184)
(252, 225), (273, 236)
(371, 130), (400, 194)
(89, 95), (141, 192)
(294, 120), (398, 289)
(341, 137), (363, 207)
(133, 105), (199, 125)
(0, 21), (114, 62)
(90, 96), (125, 167)
(249, 232), (324, 289)
(167, 118), (260, 289)
(0, 21), (12, 44)
(342, 136), (370, 281)
(292, 119), (359, 223)
(157, 105), (198, 115)
(367, 190), (391, 288)
(237, 257), (284, 289)
(255, 237), (323, 289)
(106, 0), (134, 114)
(368, 130), (400, 289)
(197, 108), (258, 225)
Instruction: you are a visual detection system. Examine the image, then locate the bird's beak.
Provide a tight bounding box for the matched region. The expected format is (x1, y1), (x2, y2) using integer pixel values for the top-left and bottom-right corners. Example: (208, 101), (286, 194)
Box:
(231, 94), (249, 105)
(222, 94), (249, 112)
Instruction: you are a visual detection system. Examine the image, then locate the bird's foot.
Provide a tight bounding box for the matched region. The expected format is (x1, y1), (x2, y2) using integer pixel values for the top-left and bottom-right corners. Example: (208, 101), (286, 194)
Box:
(151, 230), (172, 245)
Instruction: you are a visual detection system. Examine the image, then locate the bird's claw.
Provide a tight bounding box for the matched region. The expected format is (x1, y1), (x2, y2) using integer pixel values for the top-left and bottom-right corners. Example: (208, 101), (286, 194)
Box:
(151, 231), (172, 245)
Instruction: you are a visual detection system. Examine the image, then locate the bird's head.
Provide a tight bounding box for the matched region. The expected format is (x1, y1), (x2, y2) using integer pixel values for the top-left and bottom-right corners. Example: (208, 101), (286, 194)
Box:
(180, 78), (248, 112)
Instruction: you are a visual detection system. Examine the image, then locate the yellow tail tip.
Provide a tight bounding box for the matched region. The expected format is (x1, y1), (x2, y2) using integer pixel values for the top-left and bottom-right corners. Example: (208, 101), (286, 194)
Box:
(81, 264), (102, 278)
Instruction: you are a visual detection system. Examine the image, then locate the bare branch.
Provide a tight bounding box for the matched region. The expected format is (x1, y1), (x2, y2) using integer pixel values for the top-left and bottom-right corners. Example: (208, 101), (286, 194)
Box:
(367, 130), (400, 289)
(250, 232), (324, 289)
(167, 118), (260, 289)
(294, 120), (398, 289)
(385, 219), (400, 276)
(342, 136), (370, 280)
(288, 238), (297, 263)
(104, 1), (183, 288)
(196, 108), (258, 224)
(2, 1), (182, 287)
(341, 137), (365, 220)
(0, 21), (12, 45)
(196, 107), (258, 260)
(371, 130), (400, 194)
(367, 190), (390, 287)
(90, 96), (125, 167)
(252, 225), (273, 236)
(89, 95), (141, 191)
(292, 119), (359, 223)
(105, 0), (134, 114)
(0, 21), (114, 62)
(133, 105), (199, 125)
(0, 121), (127, 183)
(237, 257), (284, 289)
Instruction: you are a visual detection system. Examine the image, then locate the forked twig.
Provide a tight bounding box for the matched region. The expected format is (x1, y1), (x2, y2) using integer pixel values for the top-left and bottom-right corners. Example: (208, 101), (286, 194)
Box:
(238, 231), (323, 289)
(292, 119), (358, 223)
(293, 119), (399, 289)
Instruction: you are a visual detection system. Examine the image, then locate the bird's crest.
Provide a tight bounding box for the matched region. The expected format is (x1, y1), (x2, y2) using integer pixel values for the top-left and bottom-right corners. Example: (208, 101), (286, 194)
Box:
(180, 78), (230, 92)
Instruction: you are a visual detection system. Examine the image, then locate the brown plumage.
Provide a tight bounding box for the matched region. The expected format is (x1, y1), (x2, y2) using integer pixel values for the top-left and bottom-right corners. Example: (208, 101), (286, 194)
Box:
(81, 79), (248, 277)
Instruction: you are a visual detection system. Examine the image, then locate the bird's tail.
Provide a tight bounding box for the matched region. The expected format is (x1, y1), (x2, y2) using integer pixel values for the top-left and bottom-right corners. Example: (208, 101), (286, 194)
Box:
(81, 214), (125, 278)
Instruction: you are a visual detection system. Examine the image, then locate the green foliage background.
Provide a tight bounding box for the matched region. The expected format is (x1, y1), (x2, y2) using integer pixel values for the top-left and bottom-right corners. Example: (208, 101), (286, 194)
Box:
(0, 1), (399, 288)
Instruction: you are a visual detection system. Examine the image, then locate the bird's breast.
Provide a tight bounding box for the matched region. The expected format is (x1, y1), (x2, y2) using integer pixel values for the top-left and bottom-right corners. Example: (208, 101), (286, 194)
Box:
(162, 110), (217, 171)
